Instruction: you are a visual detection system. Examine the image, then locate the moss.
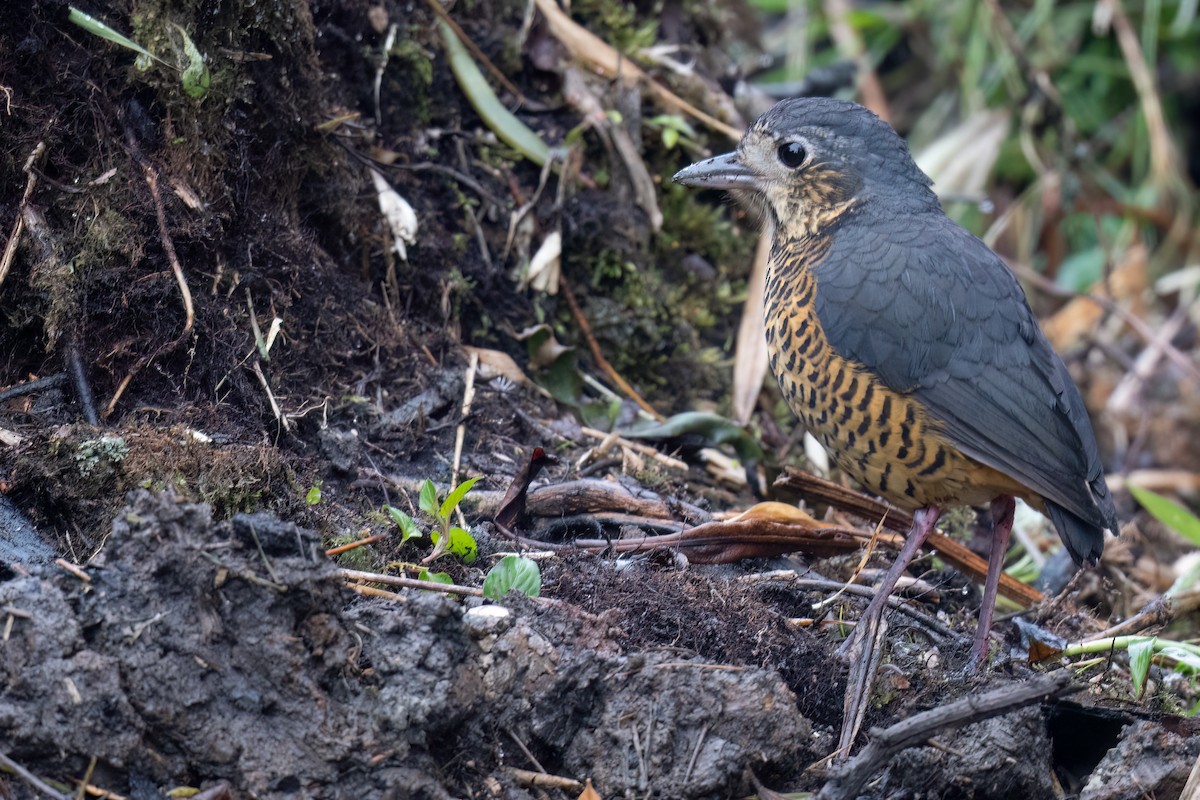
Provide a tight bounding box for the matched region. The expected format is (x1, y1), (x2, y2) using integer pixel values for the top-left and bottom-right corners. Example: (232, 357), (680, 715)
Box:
(385, 31), (436, 126)
(571, 0), (658, 54)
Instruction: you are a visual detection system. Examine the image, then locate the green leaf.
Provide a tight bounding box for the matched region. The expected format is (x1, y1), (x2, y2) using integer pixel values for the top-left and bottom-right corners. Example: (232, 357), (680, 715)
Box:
(623, 411), (764, 463)
(385, 506), (424, 544)
(439, 476), (481, 520)
(1129, 637), (1155, 697)
(417, 568), (454, 585)
(68, 7), (165, 66)
(1129, 485), (1200, 546)
(483, 555), (542, 600)
(432, 526), (478, 563)
(419, 480), (440, 519)
(174, 24), (210, 99)
(304, 485), (322, 506)
(437, 20), (550, 166)
(661, 127), (679, 150)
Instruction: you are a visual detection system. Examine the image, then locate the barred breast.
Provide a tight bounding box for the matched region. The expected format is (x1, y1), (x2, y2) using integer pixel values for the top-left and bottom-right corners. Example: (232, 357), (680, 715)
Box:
(764, 236), (1030, 511)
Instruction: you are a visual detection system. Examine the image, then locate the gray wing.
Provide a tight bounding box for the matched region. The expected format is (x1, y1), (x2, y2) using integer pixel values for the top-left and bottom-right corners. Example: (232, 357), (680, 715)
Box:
(813, 209), (1118, 548)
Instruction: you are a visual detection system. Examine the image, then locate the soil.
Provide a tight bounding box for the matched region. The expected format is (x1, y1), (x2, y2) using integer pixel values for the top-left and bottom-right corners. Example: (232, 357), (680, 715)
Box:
(2, 1), (1198, 799)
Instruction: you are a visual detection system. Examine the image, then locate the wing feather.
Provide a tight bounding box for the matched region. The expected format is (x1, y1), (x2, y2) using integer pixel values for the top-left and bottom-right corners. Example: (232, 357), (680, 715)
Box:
(814, 210), (1118, 536)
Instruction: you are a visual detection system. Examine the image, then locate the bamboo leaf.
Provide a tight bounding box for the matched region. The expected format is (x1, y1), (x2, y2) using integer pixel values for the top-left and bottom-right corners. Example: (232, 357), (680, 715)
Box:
(437, 19), (550, 166)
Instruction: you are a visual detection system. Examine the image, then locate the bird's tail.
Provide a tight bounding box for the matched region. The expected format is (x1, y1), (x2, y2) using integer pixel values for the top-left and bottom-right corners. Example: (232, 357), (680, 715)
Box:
(1044, 500), (1106, 567)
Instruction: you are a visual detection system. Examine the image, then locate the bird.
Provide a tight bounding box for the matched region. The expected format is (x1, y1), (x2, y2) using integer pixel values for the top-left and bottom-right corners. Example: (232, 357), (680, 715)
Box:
(674, 97), (1119, 669)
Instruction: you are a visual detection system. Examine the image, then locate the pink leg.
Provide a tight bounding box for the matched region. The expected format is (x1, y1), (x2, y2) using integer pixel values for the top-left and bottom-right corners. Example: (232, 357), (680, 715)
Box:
(836, 505), (941, 660)
(968, 495), (1015, 670)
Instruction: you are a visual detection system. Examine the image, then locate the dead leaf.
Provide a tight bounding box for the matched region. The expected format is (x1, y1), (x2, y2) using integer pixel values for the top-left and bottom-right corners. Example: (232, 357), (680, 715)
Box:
(915, 109), (1010, 198)
(524, 231), (561, 295)
(369, 169), (418, 259)
(732, 225), (771, 425)
(463, 346), (551, 397)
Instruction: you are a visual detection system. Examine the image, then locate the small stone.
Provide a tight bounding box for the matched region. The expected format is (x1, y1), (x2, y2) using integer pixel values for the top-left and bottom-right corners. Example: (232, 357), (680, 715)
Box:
(463, 605), (513, 639)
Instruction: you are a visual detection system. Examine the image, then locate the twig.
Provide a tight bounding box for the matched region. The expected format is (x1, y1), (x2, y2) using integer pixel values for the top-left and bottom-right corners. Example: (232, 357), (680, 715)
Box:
(1012, 262), (1200, 390)
(451, 350), (479, 529)
(55, 559), (91, 582)
(578, 426), (685, 470)
(0, 750), (68, 799)
(507, 729), (549, 774)
(1101, 0), (1179, 192)
(836, 612), (888, 759)
(560, 277), (664, 421)
(341, 568), (484, 597)
(1107, 305), (1191, 414)
(506, 768), (581, 791)
(1181, 746), (1200, 800)
(252, 361), (293, 433)
(65, 339), (99, 426)
(75, 756), (97, 800)
(325, 534), (387, 557)
(817, 671), (1080, 799)
(532, 0), (741, 140)
(775, 469), (1044, 606)
(0, 373), (68, 402)
(347, 583), (408, 602)
(0, 141), (45, 289)
(737, 573), (964, 642)
(197, 551), (288, 593)
(1082, 591), (1200, 642)
(124, 129), (194, 332)
(139, 157), (194, 332)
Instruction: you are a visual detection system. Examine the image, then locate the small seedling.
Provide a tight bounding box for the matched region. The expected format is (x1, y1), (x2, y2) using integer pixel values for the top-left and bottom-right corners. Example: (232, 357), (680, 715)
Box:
(385, 478), (480, 563)
(417, 568), (454, 585)
(385, 505), (424, 546)
(482, 555), (541, 600)
(68, 7), (210, 98)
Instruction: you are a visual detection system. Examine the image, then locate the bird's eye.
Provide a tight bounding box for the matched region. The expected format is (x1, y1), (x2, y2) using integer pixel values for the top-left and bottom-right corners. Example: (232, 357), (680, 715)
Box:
(777, 142), (807, 169)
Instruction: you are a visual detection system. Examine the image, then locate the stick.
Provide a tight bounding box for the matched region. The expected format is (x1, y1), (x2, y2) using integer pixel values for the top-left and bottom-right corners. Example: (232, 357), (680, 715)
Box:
(817, 671), (1079, 800)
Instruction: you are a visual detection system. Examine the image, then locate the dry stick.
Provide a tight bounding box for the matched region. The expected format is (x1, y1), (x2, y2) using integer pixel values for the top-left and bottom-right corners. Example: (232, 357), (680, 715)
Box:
(252, 361), (292, 433)
(817, 671), (1080, 800)
(1013, 262), (1200, 390)
(451, 350), (479, 530)
(776, 469), (1043, 607)
(532, 0), (741, 140)
(1108, 305), (1191, 414)
(0, 749), (69, 800)
(1104, 0), (1179, 191)
(561, 277), (665, 420)
(837, 614), (888, 759)
(75, 756), (97, 800)
(506, 769), (581, 791)
(0, 141), (45, 289)
(1083, 590), (1200, 643)
(1181, 746), (1200, 800)
(0, 373), (68, 402)
(738, 573), (964, 643)
(325, 534), (387, 557)
(341, 568), (485, 597)
(138, 160), (195, 333)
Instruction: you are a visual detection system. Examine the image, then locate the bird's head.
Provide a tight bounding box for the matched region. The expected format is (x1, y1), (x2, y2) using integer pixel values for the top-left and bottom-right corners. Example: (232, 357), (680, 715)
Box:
(673, 97), (938, 235)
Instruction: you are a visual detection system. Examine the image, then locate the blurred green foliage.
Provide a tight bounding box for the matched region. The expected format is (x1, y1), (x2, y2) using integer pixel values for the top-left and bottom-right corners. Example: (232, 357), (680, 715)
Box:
(744, 0), (1198, 287)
